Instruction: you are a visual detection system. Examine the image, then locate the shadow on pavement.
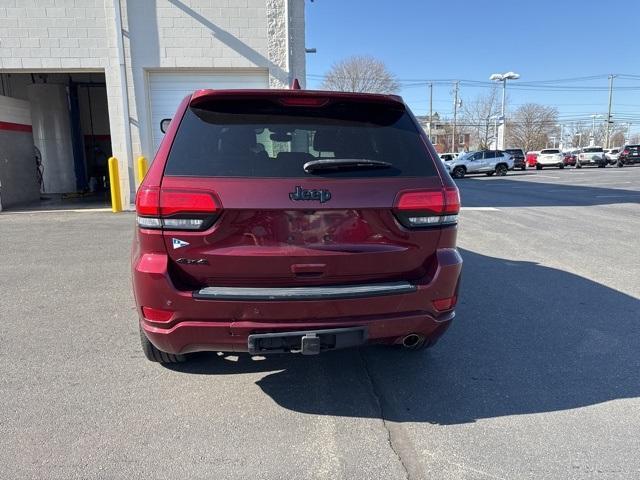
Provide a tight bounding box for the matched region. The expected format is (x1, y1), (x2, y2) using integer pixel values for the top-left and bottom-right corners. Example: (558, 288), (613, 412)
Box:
(166, 249), (640, 425)
(458, 176), (640, 208)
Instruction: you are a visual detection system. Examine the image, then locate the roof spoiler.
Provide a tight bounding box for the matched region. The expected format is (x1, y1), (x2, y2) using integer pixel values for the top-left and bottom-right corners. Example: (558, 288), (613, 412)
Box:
(189, 89), (405, 110)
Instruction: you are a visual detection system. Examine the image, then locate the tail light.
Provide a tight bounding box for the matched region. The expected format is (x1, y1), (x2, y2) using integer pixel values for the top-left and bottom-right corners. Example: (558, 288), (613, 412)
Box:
(622, 149), (630, 155)
(394, 186), (460, 228)
(136, 186), (220, 230)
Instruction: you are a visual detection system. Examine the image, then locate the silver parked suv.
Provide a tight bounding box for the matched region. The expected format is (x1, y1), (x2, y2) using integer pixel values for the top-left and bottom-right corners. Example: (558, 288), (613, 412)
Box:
(443, 150), (514, 179)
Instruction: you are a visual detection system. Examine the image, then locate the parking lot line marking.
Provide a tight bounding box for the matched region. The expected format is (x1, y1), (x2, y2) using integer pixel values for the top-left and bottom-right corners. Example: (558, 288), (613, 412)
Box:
(461, 207), (500, 211)
(595, 194), (640, 198)
(1, 207), (113, 215)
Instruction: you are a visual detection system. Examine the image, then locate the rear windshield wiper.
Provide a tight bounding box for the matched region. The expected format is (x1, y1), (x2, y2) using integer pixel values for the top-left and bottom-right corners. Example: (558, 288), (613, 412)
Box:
(303, 158), (392, 173)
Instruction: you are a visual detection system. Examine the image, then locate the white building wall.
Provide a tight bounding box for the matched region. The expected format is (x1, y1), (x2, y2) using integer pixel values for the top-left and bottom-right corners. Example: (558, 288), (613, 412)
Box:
(0, 0), (305, 205)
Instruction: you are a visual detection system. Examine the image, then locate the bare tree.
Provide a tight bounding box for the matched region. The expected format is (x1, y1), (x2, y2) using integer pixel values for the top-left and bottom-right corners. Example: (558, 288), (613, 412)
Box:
(609, 127), (627, 147)
(506, 103), (559, 152)
(320, 55), (400, 94)
(565, 122), (591, 149)
(461, 88), (500, 149)
(628, 133), (640, 144)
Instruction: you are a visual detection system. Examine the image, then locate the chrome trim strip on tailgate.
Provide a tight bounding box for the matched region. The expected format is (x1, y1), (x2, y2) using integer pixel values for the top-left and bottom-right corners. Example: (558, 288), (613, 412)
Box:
(194, 281), (416, 301)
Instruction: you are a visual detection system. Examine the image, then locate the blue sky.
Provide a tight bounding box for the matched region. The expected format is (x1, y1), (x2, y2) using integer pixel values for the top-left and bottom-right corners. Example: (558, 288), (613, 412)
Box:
(305, 0), (640, 135)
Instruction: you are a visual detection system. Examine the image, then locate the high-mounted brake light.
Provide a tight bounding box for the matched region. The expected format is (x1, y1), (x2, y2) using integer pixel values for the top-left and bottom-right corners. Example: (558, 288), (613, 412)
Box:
(278, 97), (329, 107)
(394, 187), (460, 228)
(136, 187), (220, 231)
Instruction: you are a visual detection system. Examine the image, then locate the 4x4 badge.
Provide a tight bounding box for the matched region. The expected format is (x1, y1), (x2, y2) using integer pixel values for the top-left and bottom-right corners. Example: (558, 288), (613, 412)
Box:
(172, 238), (190, 249)
(289, 186), (332, 203)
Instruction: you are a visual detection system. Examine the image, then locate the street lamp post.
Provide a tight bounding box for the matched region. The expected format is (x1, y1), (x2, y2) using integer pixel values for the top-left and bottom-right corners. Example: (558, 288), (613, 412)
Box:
(625, 123), (632, 145)
(490, 71), (520, 149)
(590, 114), (602, 146)
(556, 124), (564, 150)
(489, 115), (501, 149)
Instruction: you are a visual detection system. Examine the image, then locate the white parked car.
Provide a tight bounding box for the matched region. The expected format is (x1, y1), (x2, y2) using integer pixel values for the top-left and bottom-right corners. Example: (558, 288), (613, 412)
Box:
(536, 149), (565, 169)
(444, 150), (514, 179)
(576, 146), (607, 168)
(604, 148), (620, 165)
(439, 152), (459, 162)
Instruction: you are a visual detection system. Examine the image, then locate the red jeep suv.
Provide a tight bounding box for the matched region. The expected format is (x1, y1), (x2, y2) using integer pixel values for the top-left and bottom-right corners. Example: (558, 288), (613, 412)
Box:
(132, 88), (462, 362)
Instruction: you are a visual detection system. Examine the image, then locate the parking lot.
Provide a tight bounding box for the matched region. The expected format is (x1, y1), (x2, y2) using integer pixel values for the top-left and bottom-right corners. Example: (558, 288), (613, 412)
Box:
(1, 167), (639, 479)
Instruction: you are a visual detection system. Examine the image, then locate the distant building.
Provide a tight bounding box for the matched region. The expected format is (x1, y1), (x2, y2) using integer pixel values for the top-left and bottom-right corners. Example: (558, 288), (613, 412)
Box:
(416, 113), (470, 153)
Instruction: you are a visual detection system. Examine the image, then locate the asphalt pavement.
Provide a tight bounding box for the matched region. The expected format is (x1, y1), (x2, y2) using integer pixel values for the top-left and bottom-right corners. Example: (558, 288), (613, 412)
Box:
(1, 166), (639, 479)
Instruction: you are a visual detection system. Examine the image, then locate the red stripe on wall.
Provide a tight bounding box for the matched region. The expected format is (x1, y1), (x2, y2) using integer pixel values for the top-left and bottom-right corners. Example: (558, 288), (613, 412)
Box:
(0, 121), (33, 133)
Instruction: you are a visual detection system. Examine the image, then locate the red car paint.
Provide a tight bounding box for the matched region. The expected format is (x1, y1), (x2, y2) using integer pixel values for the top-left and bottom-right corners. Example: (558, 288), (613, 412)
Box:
(526, 152), (538, 167)
(132, 89), (462, 358)
(563, 153), (577, 166)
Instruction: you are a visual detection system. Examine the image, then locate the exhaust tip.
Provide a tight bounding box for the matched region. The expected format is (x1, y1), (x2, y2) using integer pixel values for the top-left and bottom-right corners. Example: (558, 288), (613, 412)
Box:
(402, 333), (425, 350)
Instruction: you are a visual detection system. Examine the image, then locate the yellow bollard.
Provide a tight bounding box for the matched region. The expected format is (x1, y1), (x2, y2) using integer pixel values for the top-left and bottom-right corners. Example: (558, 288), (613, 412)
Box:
(108, 157), (123, 213)
(136, 156), (148, 186)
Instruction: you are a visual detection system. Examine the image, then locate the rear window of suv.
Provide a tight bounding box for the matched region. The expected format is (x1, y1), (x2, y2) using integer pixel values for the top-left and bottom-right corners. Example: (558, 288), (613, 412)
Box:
(164, 99), (437, 178)
(540, 149), (560, 154)
(582, 147), (603, 153)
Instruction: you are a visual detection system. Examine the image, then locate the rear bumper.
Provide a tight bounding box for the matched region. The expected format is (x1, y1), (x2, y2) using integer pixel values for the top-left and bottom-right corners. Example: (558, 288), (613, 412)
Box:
(537, 161), (563, 166)
(133, 248), (462, 354)
(620, 157), (640, 164)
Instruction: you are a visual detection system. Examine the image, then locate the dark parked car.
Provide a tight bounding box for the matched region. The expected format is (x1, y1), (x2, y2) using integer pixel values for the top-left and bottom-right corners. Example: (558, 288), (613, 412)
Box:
(132, 87), (463, 362)
(504, 148), (526, 170)
(617, 145), (640, 167)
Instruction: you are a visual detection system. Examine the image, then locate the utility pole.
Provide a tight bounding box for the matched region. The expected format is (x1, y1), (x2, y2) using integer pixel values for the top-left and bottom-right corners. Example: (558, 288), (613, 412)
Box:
(590, 114), (600, 146)
(559, 124), (564, 150)
(605, 74), (616, 149)
(499, 79), (507, 150)
(484, 115), (490, 148)
(428, 83), (433, 141)
(452, 81), (459, 152)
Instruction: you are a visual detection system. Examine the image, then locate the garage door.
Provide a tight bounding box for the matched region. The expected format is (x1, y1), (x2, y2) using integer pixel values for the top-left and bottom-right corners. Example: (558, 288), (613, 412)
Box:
(148, 70), (269, 151)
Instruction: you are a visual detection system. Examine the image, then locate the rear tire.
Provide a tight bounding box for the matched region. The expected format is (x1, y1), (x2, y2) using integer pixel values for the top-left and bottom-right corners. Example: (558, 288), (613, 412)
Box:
(495, 164), (508, 176)
(452, 166), (466, 179)
(559, 164), (565, 169)
(521, 165), (526, 171)
(140, 327), (187, 363)
(485, 171), (494, 176)
(576, 162), (582, 169)
(536, 164), (542, 170)
(617, 161), (624, 168)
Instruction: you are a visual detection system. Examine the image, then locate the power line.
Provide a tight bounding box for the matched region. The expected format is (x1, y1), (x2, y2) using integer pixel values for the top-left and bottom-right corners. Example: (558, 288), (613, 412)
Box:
(308, 73), (640, 92)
